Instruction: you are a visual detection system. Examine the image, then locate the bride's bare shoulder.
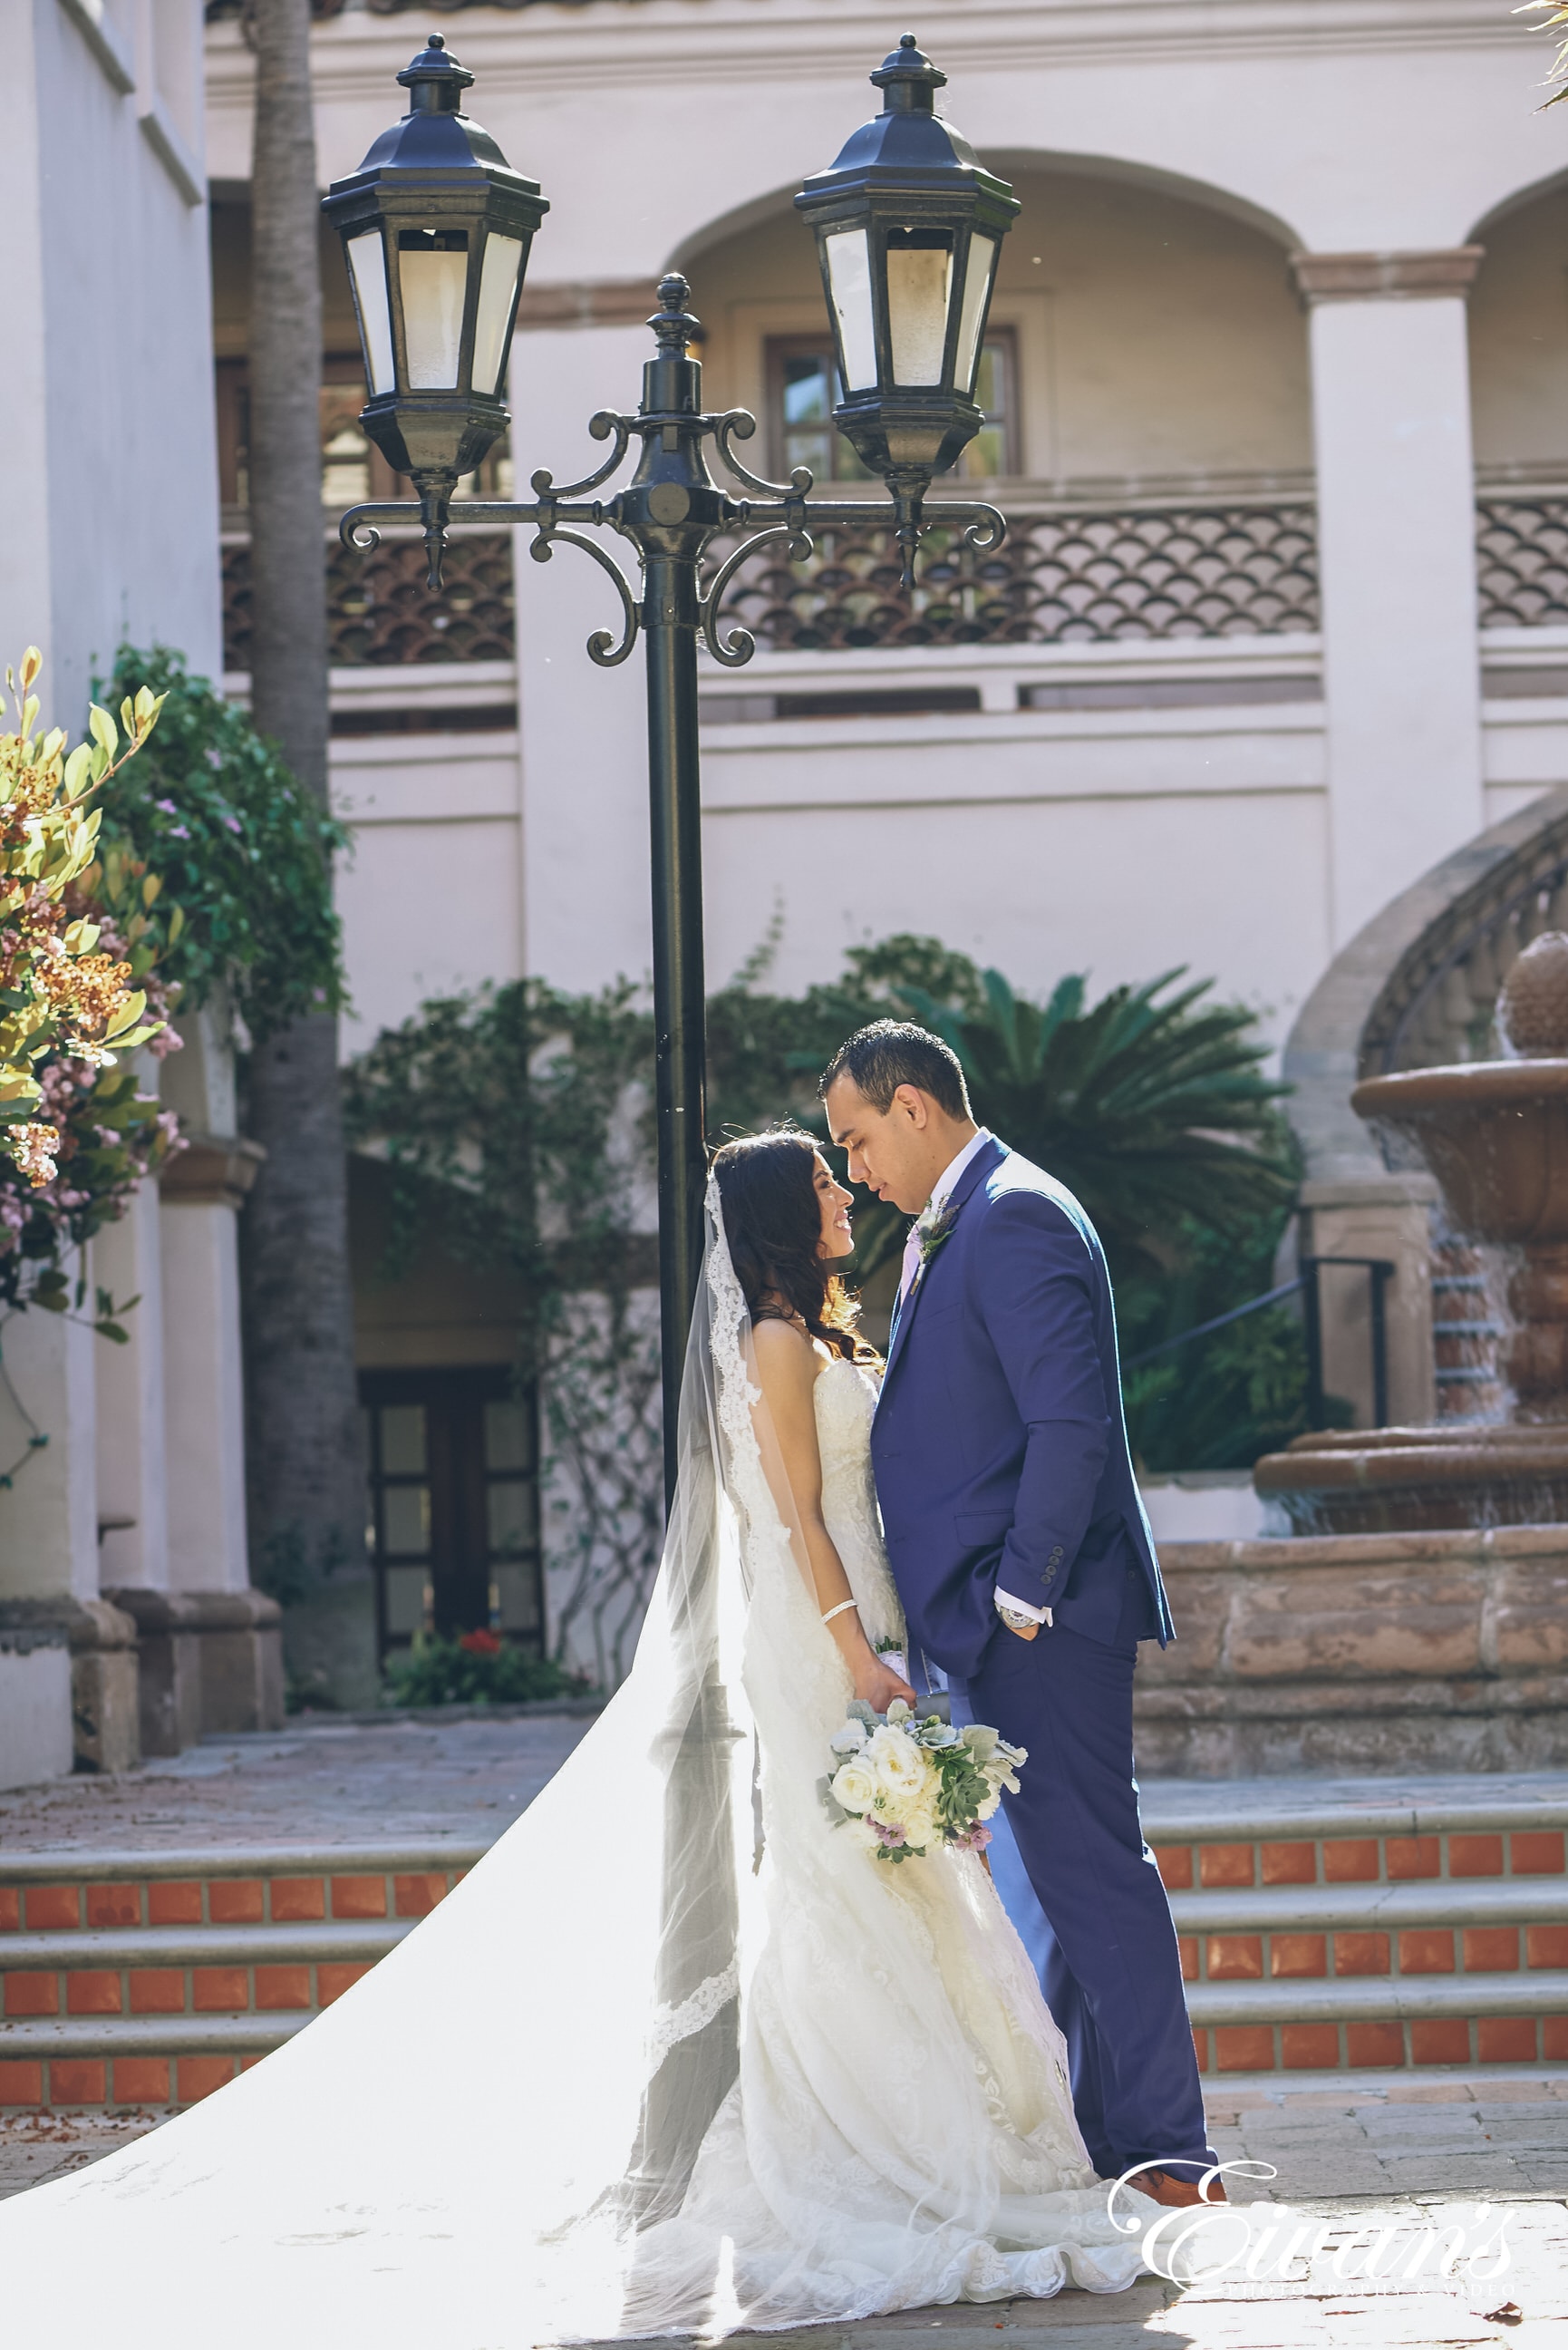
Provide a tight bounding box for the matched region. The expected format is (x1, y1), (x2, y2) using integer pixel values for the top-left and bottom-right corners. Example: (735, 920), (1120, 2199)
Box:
(750, 1316), (826, 1399)
(751, 1316), (813, 1364)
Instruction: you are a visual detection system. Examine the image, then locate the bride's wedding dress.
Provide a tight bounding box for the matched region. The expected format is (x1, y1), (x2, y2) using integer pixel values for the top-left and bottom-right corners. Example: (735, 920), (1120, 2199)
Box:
(0, 1195), (1145, 2345)
(622, 1355), (1144, 2326)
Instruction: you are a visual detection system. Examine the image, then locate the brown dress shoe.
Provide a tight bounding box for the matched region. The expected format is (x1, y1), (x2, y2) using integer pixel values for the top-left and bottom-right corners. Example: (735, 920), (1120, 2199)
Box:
(1128, 2168), (1228, 2209)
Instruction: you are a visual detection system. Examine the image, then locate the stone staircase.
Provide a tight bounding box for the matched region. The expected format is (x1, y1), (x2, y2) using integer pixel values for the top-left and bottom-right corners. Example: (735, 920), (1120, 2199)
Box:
(0, 1843), (484, 2112)
(1144, 1781), (1568, 2076)
(4, 1784), (1566, 2113)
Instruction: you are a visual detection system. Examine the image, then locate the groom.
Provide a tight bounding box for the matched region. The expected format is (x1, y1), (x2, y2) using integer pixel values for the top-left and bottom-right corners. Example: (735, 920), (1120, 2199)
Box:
(822, 1021), (1220, 2209)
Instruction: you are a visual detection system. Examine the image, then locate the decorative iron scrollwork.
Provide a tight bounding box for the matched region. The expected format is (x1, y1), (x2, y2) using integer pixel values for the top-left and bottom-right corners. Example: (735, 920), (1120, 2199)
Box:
(528, 524), (641, 668)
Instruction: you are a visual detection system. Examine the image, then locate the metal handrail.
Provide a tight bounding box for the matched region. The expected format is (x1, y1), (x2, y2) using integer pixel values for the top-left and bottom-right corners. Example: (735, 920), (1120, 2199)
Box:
(1122, 1277), (1309, 1368)
(1123, 1254), (1396, 1431)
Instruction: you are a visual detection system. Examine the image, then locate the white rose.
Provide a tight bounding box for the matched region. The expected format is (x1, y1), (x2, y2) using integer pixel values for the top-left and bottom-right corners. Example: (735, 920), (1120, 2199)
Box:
(901, 1794), (939, 1847)
(866, 1725), (928, 1799)
(830, 1759), (877, 1814)
(829, 1720), (868, 1756)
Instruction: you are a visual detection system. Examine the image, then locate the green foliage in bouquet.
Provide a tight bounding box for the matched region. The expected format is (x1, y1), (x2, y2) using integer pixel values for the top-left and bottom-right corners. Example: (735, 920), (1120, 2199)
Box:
(95, 646), (346, 1042)
(382, 1628), (591, 1710)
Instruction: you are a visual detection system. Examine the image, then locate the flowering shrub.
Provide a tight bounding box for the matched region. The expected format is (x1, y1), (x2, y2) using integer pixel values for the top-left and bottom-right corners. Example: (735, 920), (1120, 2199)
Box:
(381, 1630), (590, 1709)
(0, 651), (179, 1316)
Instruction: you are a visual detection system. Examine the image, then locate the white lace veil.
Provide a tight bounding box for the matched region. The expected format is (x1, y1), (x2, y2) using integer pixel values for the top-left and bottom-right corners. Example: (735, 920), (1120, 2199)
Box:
(0, 1179), (794, 2348)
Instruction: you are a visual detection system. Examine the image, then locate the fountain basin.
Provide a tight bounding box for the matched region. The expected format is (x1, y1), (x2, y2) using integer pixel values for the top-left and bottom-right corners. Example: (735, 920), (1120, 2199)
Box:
(1256, 1048), (1568, 1532)
(1350, 1061), (1568, 1245)
(1253, 1423), (1568, 1534)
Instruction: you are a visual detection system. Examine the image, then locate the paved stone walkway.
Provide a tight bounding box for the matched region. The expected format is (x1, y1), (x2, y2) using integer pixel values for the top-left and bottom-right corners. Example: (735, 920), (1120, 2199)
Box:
(3, 2076), (1564, 2342)
(0, 1710), (594, 1852)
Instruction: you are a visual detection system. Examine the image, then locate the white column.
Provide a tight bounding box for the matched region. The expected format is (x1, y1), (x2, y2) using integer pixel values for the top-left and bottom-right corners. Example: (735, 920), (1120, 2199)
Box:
(160, 1187), (251, 1595)
(1296, 249), (1486, 950)
(94, 1172), (171, 1593)
(158, 1006), (252, 1596)
(511, 292), (656, 993)
(0, 1282), (99, 1603)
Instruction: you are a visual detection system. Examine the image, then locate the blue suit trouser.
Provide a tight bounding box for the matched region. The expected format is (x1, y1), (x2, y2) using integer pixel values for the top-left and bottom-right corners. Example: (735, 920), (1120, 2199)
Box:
(947, 1624), (1214, 2182)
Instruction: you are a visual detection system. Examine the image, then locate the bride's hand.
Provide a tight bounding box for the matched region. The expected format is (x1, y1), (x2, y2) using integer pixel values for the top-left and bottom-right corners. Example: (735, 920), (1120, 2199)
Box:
(853, 1651), (918, 1713)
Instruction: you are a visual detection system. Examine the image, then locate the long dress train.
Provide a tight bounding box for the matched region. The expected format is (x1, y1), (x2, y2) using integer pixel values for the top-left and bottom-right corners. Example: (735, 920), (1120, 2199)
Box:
(0, 1186), (1147, 2345)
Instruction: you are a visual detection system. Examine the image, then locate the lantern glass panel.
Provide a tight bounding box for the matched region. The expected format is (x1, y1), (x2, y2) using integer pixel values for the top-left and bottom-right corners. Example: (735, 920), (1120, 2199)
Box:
(825, 228), (877, 393)
(398, 228), (469, 390)
(348, 232), (396, 396)
(886, 229), (953, 386)
(953, 232), (998, 397)
(472, 232), (525, 396)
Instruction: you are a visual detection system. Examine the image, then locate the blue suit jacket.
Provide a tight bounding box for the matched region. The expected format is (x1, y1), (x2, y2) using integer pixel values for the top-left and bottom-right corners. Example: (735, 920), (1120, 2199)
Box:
(871, 1135), (1175, 1682)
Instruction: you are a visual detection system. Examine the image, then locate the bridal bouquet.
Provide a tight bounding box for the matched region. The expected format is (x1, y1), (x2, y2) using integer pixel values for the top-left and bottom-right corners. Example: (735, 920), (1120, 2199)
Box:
(819, 1699), (1026, 1864)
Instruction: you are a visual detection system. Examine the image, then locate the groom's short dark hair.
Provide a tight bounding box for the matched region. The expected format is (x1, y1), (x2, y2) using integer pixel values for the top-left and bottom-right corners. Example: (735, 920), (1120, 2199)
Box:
(819, 1022), (972, 1121)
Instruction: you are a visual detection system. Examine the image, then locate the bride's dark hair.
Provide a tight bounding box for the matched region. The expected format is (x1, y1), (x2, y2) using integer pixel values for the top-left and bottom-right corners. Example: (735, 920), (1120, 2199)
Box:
(711, 1128), (876, 1363)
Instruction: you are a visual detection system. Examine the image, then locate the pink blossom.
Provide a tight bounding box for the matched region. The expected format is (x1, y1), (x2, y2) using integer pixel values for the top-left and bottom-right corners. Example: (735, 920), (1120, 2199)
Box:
(949, 1824), (992, 1853)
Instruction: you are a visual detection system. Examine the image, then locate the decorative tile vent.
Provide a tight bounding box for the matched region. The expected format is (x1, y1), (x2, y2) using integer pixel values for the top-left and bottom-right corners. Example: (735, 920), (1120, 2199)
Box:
(710, 500), (1321, 653)
(222, 532), (515, 674)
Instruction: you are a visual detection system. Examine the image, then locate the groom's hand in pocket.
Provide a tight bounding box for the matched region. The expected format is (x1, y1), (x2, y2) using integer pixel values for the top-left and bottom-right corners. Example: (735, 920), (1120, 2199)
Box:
(1005, 1621), (1040, 1642)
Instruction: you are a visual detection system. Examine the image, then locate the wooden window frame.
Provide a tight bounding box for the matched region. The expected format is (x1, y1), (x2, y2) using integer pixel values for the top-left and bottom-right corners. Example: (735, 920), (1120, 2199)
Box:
(764, 324), (1021, 484)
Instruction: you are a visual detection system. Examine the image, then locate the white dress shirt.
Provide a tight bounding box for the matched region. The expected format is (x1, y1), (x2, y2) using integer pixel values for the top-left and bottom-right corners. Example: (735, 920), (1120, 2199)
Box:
(895, 1129), (1050, 1631)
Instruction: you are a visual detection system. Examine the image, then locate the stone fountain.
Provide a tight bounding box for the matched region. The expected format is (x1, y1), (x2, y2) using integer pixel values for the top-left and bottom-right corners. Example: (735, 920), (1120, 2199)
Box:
(1255, 932), (1568, 1532)
(1118, 937), (1568, 1772)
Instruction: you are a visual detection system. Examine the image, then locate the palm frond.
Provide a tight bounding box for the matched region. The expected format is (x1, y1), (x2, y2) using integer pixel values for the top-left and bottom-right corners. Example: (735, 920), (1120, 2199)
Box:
(1516, 0), (1568, 104)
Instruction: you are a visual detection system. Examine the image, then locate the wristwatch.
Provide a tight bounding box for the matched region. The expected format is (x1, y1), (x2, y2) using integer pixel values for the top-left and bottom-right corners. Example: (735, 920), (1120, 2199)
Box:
(996, 1601), (1041, 1634)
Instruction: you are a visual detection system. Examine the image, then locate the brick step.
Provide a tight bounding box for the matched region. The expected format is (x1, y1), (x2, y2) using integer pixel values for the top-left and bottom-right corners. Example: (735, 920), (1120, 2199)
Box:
(1140, 1779), (1568, 2076)
(0, 1918), (410, 2034)
(1147, 1816), (1568, 1899)
(0, 1842), (489, 1936)
(0, 2014), (309, 2112)
(0, 1843), (489, 2114)
(1170, 1877), (1568, 1988)
(1186, 1971), (1568, 2075)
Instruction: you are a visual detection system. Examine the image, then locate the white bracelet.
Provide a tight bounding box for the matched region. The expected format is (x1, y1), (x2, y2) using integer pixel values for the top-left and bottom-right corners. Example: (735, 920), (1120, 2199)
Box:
(821, 1598), (859, 1626)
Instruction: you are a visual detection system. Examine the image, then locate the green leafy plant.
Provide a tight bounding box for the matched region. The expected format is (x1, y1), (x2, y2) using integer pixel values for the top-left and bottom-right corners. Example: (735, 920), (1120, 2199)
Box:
(893, 965), (1296, 1279)
(1116, 1197), (1336, 1473)
(95, 645), (346, 1040)
(382, 1628), (590, 1709)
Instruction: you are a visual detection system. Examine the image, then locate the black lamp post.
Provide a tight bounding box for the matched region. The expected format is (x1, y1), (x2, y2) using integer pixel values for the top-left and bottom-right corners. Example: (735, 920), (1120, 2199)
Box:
(326, 32), (1016, 1505)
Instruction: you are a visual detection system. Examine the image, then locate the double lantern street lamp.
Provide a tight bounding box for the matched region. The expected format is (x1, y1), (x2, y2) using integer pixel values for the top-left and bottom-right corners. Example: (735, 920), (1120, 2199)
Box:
(325, 31), (1019, 1500)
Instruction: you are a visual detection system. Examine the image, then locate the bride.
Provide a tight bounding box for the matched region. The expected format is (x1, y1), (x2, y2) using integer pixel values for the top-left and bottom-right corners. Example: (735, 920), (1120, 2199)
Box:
(0, 1130), (1148, 2345)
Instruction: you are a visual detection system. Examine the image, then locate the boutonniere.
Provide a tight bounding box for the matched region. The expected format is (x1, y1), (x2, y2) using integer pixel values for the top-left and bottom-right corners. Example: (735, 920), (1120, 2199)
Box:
(914, 1200), (957, 1277)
